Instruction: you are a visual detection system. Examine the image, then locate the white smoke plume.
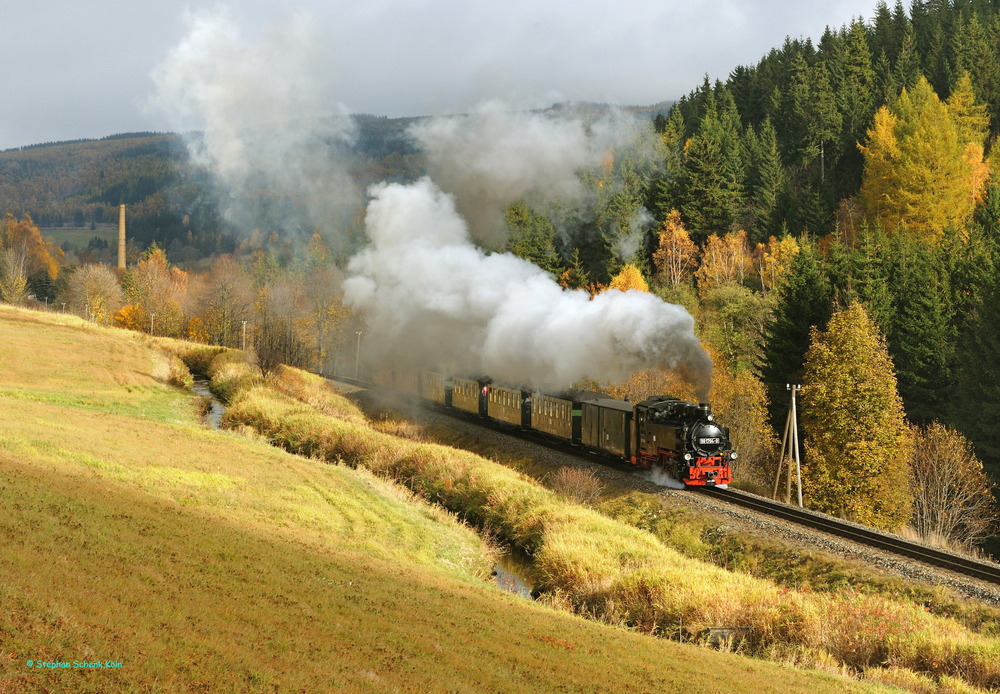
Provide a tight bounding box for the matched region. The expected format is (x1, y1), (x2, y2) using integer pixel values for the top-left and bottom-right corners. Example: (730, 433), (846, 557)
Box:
(150, 12), (710, 394)
(409, 102), (651, 247)
(614, 206), (656, 263)
(149, 8), (360, 247)
(637, 467), (686, 490)
(343, 177), (712, 395)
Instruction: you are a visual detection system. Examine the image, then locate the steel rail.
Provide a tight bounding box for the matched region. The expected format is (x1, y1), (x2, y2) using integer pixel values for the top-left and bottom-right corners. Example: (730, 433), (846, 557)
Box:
(695, 486), (1000, 585)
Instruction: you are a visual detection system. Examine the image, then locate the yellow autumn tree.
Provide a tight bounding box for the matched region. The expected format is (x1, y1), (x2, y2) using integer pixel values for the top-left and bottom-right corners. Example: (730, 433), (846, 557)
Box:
(65, 264), (124, 325)
(801, 301), (913, 529)
(652, 210), (698, 288)
(604, 368), (697, 405)
(704, 345), (776, 487)
(753, 235), (800, 294)
(947, 72), (991, 208)
(694, 230), (750, 293)
(186, 315), (211, 343)
(858, 76), (988, 241)
(607, 263), (649, 293)
(114, 303), (146, 332)
(117, 244), (187, 336)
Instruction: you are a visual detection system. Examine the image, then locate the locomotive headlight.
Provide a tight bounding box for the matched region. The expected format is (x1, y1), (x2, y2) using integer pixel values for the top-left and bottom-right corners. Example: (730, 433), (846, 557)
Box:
(730, 452), (738, 460)
(684, 453), (693, 461)
(707, 415), (714, 421)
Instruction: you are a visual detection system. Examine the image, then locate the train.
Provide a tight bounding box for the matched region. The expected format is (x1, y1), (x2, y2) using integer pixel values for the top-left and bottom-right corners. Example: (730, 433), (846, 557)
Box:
(370, 366), (735, 487)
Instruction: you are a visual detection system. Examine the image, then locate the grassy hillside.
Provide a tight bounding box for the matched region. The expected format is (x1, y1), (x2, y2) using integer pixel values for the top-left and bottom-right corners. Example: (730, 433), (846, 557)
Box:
(0, 306), (882, 693)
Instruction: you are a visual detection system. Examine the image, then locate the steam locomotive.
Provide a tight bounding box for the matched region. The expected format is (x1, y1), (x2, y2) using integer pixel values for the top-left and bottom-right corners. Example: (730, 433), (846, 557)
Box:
(372, 367), (735, 487)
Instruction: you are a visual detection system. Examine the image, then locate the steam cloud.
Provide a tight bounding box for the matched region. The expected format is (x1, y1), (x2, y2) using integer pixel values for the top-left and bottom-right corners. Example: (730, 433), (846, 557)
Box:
(409, 102), (660, 249)
(152, 10), (712, 395)
(343, 177), (712, 395)
(149, 8), (360, 248)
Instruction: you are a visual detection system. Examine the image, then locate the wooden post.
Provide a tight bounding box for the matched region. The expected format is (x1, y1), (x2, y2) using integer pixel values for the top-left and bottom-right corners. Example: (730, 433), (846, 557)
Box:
(773, 384), (803, 506)
(791, 385), (803, 507)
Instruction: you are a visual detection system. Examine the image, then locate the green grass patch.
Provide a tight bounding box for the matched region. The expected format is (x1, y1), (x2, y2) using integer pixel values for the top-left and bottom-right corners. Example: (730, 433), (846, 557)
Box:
(41, 225), (118, 251)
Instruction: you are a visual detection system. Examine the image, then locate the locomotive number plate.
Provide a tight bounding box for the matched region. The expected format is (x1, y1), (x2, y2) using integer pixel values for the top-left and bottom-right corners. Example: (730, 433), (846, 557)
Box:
(698, 437), (721, 444)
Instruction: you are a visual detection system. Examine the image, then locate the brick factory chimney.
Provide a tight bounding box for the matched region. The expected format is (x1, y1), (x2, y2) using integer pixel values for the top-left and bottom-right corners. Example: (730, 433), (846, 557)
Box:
(117, 204), (126, 271)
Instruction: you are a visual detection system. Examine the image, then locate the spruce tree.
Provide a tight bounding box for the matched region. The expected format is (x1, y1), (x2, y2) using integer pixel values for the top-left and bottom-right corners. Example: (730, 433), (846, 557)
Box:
(884, 234), (953, 424)
(679, 88), (745, 242)
(952, 282), (1000, 467)
(831, 20), (877, 195)
(759, 241), (833, 428)
(504, 201), (562, 277)
(952, 12), (1000, 128)
(742, 119), (784, 243)
(894, 28), (922, 92)
(947, 223), (1000, 466)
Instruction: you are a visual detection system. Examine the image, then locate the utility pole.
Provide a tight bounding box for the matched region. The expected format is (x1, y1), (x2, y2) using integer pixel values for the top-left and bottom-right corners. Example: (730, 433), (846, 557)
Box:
(772, 384), (803, 507)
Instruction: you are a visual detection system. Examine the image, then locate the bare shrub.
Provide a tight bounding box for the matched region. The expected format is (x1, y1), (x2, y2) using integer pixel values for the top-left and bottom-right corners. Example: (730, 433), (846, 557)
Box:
(548, 466), (604, 506)
(909, 422), (999, 550)
(64, 263), (124, 323)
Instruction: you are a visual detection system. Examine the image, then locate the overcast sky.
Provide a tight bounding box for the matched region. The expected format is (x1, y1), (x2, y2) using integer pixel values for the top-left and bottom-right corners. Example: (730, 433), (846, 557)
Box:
(2, 0), (880, 151)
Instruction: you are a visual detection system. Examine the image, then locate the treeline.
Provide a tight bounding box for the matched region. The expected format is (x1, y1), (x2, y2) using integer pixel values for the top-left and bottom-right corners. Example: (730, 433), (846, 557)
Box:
(641, 0), (1000, 545)
(638, 1), (1000, 471)
(0, 121), (422, 256)
(495, 0), (1000, 547)
(2, 227), (352, 382)
(0, 133), (229, 255)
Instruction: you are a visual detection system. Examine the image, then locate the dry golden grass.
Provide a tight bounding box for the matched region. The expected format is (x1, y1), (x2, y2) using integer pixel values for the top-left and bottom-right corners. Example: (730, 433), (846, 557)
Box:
(0, 305), (884, 693)
(215, 350), (1000, 692)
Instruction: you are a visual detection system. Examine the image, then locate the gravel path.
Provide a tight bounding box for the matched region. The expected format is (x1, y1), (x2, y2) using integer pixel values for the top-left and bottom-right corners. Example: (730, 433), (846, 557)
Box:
(344, 383), (1000, 606)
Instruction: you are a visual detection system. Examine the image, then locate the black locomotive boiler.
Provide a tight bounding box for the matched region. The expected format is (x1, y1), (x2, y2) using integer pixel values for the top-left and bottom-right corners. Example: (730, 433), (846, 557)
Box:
(633, 396), (734, 486)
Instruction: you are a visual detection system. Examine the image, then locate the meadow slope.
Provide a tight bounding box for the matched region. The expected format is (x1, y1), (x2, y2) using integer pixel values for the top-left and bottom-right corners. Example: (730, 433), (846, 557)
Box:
(0, 306), (888, 692)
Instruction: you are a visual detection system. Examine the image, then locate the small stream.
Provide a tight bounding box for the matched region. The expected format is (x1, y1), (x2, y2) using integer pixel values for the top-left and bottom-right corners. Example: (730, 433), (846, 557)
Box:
(192, 379), (225, 429)
(492, 549), (536, 599)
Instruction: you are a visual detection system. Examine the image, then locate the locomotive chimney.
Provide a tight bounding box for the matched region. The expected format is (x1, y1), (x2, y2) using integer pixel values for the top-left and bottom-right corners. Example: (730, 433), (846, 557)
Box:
(117, 204), (126, 271)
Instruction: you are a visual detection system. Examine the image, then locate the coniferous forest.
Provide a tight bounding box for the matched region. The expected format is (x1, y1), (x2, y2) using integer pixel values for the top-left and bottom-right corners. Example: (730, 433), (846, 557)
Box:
(4, 0), (1000, 549)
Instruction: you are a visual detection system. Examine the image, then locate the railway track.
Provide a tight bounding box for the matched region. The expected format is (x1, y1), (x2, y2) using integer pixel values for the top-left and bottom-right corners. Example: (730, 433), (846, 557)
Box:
(332, 375), (1000, 587)
(696, 486), (1000, 585)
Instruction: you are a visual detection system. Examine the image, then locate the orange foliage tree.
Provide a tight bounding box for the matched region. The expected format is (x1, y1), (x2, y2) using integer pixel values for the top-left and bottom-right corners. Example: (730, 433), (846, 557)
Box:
(117, 244), (188, 336)
(114, 303), (146, 332)
(652, 210), (698, 288)
(1, 213), (63, 281)
(703, 345), (776, 487)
